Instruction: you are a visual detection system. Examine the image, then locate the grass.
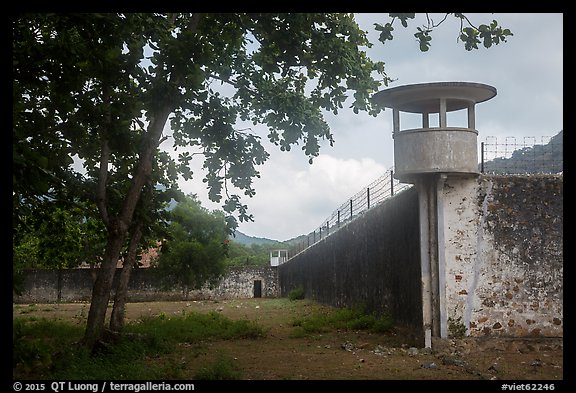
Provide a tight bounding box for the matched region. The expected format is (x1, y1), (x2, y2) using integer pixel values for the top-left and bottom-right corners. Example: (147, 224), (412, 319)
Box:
(291, 303), (394, 337)
(193, 355), (242, 380)
(13, 318), (85, 378)
(14, 304), (38, 314)
(13, 310), (266, 380)
(13, 299), (397, 380)
(126, 310), (266, 345)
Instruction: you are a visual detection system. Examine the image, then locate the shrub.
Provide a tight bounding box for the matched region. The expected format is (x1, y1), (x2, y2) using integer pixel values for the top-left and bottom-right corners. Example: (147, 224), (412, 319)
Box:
(288, 286), (305, 300)
(193, 355), (242, 380)
(448, 316), (467, 338)
(291, 305), (394, 337)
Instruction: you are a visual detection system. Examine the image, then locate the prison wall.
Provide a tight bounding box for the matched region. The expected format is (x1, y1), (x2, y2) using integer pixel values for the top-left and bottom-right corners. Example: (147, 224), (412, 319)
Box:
(443, 174), (563, 338)
(13, 266), (279, 303)
(278, 187), (423, 342)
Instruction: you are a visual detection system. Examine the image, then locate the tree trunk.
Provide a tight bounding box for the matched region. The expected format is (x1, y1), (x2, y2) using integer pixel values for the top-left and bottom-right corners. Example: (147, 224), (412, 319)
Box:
(109, 224), (142, 332)
(82, 107), (172, 350)
(82, 222), (126, 349)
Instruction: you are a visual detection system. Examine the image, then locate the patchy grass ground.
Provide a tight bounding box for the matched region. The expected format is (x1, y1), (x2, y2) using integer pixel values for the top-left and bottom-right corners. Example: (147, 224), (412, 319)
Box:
(13, 298), (563, 381)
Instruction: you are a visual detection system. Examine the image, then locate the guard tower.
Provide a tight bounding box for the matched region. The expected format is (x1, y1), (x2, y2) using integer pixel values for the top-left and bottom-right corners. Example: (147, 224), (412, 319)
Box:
(372, 81), (496, 183)
(270, 249), (288, 267)
(372, 82), (497, 348)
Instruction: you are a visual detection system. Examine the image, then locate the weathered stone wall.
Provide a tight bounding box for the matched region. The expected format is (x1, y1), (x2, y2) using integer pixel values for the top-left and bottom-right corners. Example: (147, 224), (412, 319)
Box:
(13, 266), (279, 303)
(443, 174), (563, 338)
(184, 266), (279, 300)
(278, 187), (423, 343)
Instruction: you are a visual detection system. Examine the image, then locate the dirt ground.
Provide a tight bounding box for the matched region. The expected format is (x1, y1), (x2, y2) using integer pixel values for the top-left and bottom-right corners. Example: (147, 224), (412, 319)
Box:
(13, 298), (563, 382)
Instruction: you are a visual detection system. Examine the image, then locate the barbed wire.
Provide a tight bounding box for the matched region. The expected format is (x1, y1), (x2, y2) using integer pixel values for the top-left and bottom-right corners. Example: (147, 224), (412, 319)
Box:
(289, 168), (412, 256)
(480, 135), (563, 175)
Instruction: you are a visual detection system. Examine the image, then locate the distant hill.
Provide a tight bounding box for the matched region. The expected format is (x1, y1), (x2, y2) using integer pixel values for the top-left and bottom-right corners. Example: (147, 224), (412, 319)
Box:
(283, 234), (309, 246)
(481, 130), (563, 174)
(229, 231), (286, 247)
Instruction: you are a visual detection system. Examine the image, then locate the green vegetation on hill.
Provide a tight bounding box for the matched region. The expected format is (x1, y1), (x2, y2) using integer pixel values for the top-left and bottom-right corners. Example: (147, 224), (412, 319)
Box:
(230, 231), (281, 246)
(481, 130), (563, 174)
(226, 232), (289, 267)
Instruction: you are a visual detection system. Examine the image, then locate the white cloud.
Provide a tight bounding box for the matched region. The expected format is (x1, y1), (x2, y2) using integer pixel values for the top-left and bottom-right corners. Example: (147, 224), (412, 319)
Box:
(232, 153), (387, 241)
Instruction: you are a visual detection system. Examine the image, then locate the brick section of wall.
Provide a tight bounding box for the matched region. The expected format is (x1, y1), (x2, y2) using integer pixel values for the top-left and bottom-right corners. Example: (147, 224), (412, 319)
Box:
(13, 266), (279, 303)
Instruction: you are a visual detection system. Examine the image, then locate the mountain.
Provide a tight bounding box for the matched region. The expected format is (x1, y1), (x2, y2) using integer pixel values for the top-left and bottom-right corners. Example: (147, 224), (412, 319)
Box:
(282, 234), (309, 246)
(229, 231), (285, 247)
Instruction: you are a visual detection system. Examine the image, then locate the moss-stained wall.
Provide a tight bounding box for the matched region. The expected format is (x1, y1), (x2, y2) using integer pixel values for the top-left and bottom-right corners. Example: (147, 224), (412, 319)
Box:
(13, 266), (278, 303)
(443, 174), (563, 338)
(278, 187), (423, 342)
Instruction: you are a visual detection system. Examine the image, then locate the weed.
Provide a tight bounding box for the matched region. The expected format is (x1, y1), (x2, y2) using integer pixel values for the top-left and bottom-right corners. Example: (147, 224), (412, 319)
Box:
(288, 286), (305, 301)
(126, 311), (266, 344)
(13, 311), (265, 380)
(291, 305), (394, 336)
(448, 316), (467, 338)
(73, 305), (87, 324)
(13, 317), (84, 378)
(193, 355), (242, 380)
(13, 319), (53, 375)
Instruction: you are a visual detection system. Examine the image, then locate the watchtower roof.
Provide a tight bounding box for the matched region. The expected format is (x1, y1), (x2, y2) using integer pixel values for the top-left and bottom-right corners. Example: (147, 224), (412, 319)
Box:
(372, 81), (497, 114)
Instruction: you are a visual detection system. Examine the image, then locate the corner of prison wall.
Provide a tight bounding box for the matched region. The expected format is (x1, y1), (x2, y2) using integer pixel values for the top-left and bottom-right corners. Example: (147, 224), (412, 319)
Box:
(443, 174), (563, 338)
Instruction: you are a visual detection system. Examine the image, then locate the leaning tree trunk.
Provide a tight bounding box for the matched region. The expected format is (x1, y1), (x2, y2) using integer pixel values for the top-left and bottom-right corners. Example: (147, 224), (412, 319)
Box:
(110, 175), (154, 332)
(82, 107), (171, 350)
(109, 223), (142, 332)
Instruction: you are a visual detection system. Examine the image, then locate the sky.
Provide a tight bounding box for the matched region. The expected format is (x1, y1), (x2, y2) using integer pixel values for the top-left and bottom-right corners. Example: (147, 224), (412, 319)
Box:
(169, 13), (563, 242)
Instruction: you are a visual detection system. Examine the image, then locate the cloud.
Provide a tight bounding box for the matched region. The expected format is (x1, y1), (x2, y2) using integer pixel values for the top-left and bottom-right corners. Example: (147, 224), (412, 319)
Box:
(227, 153), (386, 241)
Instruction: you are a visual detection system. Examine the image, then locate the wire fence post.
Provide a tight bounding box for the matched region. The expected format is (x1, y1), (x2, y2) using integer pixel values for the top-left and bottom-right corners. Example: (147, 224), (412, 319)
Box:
(337, 210), (340, 228)
(390, 169), (394, 196)
(367, 187), (370, 210)
(350, 199), (353, 220)
(480, 141), (485, 173)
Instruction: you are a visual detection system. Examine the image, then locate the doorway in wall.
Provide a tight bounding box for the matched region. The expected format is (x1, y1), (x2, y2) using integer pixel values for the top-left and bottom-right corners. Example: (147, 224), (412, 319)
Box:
(253, 280), (262, 298)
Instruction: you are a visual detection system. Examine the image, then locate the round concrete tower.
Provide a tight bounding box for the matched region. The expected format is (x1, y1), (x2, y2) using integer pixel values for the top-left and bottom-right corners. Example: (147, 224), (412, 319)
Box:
(372, 82), (497, 348)
(372, 81), (496, 183)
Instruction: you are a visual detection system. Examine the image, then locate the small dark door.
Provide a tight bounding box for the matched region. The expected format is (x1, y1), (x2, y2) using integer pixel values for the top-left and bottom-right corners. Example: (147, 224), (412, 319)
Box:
(253, 280), (262, 298)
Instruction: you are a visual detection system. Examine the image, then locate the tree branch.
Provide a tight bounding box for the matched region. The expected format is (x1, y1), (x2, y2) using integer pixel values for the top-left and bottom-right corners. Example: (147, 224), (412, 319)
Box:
(187, 13), (203, 34)
(96, 85), (112, 226)
(460, 14), (479, 30)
